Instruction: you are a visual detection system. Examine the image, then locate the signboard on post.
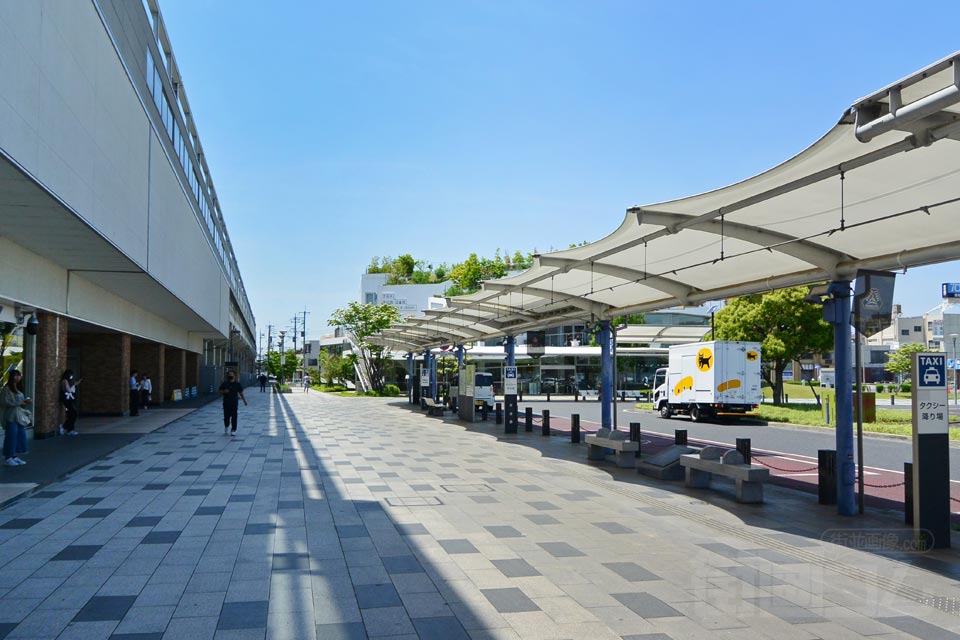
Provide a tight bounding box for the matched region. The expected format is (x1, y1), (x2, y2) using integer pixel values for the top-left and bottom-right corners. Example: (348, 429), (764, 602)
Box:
(526, 331), (545, 356)
(420, 368), (429, 387)
(504, 366), (518, 395)
(911, 352), (951, 549)
(852, 270), (896, 336)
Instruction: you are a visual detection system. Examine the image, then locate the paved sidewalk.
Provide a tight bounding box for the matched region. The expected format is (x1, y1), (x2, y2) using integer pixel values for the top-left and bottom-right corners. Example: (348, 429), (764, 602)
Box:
(0, 391), (958, 639)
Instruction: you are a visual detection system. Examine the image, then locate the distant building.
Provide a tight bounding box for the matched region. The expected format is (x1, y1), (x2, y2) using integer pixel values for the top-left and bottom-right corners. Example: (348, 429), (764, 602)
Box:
(360, 274), (448, 318)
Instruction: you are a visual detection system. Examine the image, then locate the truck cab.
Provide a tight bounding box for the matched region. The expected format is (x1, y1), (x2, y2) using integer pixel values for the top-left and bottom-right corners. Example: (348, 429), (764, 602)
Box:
(448, 372), (496, 411)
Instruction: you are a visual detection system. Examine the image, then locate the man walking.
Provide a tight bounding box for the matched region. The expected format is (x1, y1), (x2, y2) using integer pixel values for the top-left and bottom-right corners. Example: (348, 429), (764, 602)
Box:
(129, 369), (139, 416)
(219, 370), (247, 435)
(259, 373), (267, 392)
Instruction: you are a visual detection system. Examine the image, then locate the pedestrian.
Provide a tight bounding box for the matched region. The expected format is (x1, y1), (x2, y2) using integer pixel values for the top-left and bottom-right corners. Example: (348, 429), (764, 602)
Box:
(129, 369), (139, 416)
(219, 370), (247, 435)
(140, 373), (152, 410)
(0, 370), (30, 466)
(259, 373), (267, 392)
(59, 369), (81, 436)
(303, 375), (310, 393)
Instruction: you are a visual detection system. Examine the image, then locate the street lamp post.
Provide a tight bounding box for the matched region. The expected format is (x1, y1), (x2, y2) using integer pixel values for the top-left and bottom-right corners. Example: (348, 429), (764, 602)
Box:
(951, 334), (958, 404)
(278, 330), (287, 385)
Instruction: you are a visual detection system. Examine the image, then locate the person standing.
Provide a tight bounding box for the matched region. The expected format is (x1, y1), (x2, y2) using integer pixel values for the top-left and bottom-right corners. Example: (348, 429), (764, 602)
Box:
(219, 370), (247, 435)
(0, 371), (30, 465)
(140, 373), (152, 411)
(303, 375), (310, 393)
(129, 369), (139, 416)
(259, 373), (267, 392)
(59, 369), (81, 436)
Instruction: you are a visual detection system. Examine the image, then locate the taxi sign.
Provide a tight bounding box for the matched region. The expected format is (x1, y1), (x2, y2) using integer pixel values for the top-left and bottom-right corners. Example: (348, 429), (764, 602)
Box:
(504, 366), (518, 395)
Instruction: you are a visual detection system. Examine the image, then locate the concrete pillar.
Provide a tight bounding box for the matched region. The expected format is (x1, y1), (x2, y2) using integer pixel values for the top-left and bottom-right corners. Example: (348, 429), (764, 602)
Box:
(826, 280), (856, 515)
(132, 342), (165, 406)
(164, 347), (186, 400)
(407, 353), (414, 404)
(34, 312), (67, 438)
(72, 333), (130, 415)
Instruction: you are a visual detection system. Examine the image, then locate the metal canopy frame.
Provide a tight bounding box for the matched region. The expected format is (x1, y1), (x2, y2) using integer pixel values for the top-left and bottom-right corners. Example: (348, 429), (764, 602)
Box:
(376, 51), (960, 352)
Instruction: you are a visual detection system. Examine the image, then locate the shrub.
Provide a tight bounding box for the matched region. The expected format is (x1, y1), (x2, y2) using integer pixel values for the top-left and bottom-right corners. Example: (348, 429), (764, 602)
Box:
(900, 382), (911, 393)
(383, 384), (401, 397)
(875, 383), (884, 393)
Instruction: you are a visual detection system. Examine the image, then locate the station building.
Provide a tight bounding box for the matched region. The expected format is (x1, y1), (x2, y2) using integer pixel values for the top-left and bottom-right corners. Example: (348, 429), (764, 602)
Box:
(0, 0), (255, 437)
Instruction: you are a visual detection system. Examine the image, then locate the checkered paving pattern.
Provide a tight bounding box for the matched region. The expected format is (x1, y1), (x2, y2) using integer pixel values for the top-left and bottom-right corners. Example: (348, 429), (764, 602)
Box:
(0, 390), (957, 639)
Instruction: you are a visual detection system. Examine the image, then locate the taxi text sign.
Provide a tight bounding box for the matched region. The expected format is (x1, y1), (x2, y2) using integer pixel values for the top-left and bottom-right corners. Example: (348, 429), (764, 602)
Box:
(504, 366), (518, 395)
(420, 368), (429, 387)
(913, 353), (948, 434)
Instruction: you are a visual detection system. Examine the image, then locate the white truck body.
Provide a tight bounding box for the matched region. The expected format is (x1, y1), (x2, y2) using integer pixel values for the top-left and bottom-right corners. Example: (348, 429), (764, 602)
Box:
(653, 340), (762, 421)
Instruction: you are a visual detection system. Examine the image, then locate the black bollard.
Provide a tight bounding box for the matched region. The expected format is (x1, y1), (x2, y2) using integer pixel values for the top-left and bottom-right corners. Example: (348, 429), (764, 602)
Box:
(574, 392), (579, 402)
(904, 462), (913, 525)
(547, 392), (551, 402)
(495, 402), (503, 425)
(541, 410), (550, 436)
(675, 429), (687, 446)
(736, 438), (751, 465)
(629, 422), (641, 457)
(519, 391), (523, 402)
(525, 407), (533, 432)
(481, 403), (489, 421)
(818, 450), (837, 505)
(621, 390), (626, 402)
(571, 414), (581, 443)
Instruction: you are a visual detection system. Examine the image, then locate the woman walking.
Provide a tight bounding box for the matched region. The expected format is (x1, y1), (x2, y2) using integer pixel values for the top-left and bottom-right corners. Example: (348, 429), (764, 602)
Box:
(0, 371), (31, 465)
(59, 369), (81, 436)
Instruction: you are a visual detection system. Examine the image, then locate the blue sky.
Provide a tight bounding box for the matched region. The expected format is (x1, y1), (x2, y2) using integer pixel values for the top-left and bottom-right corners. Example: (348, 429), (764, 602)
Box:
(160, 1), (960, 338)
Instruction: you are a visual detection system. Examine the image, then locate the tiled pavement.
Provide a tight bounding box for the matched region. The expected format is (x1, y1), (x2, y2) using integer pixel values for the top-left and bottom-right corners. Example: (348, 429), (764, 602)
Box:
(0, 392), (958, 638)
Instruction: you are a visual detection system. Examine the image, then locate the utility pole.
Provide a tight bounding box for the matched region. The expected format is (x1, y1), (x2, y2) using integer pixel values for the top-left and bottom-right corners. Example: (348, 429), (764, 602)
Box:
(291, 314), (299, 382)
(302, 308), (310, 378)
(267, 324), (273, 375)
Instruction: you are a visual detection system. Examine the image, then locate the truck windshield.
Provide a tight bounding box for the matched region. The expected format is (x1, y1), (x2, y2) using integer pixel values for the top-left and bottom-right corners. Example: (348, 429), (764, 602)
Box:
(475, 373), (493, 387)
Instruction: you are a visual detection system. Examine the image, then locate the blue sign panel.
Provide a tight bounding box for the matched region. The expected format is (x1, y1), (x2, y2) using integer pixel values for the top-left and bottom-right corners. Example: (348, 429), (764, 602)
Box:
(942, 282), (960, 298)
(917, 354), (946, 388)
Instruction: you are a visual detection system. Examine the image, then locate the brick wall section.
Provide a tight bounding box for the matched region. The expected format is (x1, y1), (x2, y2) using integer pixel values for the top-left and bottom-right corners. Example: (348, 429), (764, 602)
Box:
(132, 343), (165, 406)
(185, 351), (199, 388)
(34, 312), (68, 439)
(164, 347), (185, 400)
(73, 333), (130, 415)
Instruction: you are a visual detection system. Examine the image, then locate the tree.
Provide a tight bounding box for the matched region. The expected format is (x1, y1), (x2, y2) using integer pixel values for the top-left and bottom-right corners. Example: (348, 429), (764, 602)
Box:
(885, 342), (927, 381)
(712, 286), (833, 404)
(320, 350), (353, 386)
(329, 302), (402, 393)
(265, 351), (282, 378)
(393, 254), (415, 279)
(282, 350), (300, 382)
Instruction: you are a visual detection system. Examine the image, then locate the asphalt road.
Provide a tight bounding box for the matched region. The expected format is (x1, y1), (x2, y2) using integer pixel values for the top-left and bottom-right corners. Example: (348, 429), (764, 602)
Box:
(515, 398), (960, 481)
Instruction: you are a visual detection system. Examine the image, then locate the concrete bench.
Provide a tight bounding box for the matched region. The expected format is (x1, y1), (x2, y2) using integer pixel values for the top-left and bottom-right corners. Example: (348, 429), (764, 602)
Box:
(679, 446), (770, 503)
(585, 429), (640, 468)
(422, 399), (445, 417)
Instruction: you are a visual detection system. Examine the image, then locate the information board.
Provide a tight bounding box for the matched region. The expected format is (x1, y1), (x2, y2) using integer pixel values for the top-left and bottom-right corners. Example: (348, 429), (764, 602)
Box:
(420, 368), (429, 387)
(504, 366), (518, 395)
(914, 353), (948, 434)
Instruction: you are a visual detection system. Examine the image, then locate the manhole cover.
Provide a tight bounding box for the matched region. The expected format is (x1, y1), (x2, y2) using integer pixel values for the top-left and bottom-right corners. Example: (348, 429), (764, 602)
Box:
(441, 484), (494, 493)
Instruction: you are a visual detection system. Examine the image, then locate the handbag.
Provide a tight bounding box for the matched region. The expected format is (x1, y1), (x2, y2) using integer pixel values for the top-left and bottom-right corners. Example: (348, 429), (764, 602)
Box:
(15, 406), (31, 427)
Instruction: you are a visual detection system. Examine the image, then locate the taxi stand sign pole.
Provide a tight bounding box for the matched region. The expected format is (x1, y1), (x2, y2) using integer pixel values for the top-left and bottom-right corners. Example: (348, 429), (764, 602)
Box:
(912, 352), (951, 549)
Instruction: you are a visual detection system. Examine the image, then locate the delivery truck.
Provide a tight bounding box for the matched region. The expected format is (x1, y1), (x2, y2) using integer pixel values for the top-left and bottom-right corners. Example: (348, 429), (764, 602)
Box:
(652, 340), (762, 422)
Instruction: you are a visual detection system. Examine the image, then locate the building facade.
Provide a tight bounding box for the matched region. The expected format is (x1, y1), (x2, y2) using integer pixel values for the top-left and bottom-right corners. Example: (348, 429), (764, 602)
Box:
(0, 1), (255, 436)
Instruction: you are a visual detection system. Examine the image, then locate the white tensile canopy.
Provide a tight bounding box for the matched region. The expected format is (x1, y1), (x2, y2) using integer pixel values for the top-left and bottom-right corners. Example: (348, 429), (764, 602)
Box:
(377, 52), (960, 351)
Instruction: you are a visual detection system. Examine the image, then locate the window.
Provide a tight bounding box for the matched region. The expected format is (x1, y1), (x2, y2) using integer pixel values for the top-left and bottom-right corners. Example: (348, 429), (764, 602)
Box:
(915, 325), (923, 332)
(142, 0), (154, 31)
(901, 329), (910, 336)
(365, 293), (377, 304)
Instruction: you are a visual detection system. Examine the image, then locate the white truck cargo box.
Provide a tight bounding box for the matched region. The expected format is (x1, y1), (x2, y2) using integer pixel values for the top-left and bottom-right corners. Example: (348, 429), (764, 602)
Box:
(661, 341), (763, 418)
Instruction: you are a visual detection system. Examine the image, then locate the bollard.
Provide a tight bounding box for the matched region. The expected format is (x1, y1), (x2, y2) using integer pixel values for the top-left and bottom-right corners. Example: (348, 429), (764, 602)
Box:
(481, 403), (489, 422)
(785, 393), (789, 403)
(574, 392), (579, 402)
(629, 422), (641, 457)
(904, 462), (913, 525)
(818, 450), (837, 505)
(571, 414), (581, 443)
(525, 407), (533, 432)
(675, 429), (687, 446)
(541, 410), (550, 436)
(824, 396), (831, 425)
(736, 438), (751, 465)
(621, 390), (626, 402)
(495, 402), (503, 424)
(891, 394), (895, 406)
(546, 392), (551, 402)
(519, 391), (523, 402)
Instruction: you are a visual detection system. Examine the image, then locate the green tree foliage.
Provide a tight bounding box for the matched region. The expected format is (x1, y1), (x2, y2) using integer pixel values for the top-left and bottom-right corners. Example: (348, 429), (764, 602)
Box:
(265, 351), (282, 378)
(282, 350), (300, 382)
(392, 254), (415, 279)
(712, 286), (833, 404)
(320, 350), (353, 386)
(621, 313), (645, 325)
(329, 302), (402, 393)
(885, 342), (928, 379)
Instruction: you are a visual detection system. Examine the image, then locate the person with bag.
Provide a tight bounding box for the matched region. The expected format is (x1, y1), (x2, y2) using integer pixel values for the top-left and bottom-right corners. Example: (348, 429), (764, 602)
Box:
(219, 370), (247, 435)
(139, 373), (152, 411)
(59, 369), (81, 436)
(0, 370), (31, 466)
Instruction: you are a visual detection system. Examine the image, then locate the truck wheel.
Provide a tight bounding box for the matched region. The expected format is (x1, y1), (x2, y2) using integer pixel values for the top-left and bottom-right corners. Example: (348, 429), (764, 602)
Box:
(690, 405), (702, 422)
(659, 404), (672, 419)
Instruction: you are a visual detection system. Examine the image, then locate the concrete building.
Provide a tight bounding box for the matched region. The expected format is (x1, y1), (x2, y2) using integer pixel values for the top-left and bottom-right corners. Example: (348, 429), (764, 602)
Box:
(361, 273), (448, 317)
(0, 0), (255, 437)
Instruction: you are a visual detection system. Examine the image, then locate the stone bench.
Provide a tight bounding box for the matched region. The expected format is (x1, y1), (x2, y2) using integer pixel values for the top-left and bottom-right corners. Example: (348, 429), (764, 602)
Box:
(585, 429), (640, 468)
(422, 399), (446, 417)
(679, 446), (770, 503)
